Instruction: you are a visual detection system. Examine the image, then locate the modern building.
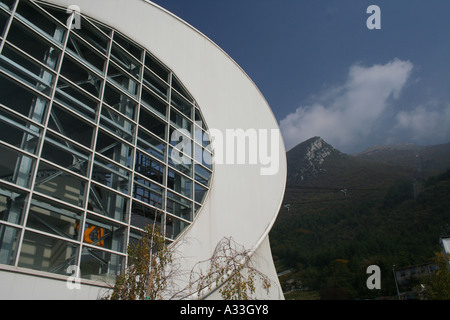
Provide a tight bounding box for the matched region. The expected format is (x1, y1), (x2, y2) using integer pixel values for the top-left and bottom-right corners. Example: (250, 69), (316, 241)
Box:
(0, 0), (286, 299)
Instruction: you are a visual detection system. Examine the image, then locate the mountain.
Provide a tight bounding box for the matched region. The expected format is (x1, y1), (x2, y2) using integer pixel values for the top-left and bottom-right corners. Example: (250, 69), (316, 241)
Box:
(354, 141), (450, 179)
(271, 137), (450, 299)
(287, 137), (414, 190)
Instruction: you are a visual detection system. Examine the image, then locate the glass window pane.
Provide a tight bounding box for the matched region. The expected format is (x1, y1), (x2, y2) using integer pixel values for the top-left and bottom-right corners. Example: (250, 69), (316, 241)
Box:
(54, 78), (99, 122)
(59, 55), (103, 98)
(66, 33), (107, 74)
(194, 183), (208, 204)
(0, 0), (15, 11)
(79, 246), (124, 281)
(113, 32), (143, 61)
(0, 43), (55, 95)
(103, 83), (137, 120)
(137, 128), (166, 162)
(110, 41), (141, 79)
(26, 196), (82, 241)
(0, 106), (41, 154)
(41, 131), (90, 177)
(92, 155), (130, 195)
(99, 105), (135, 144)
(0, 183), (27, 225)
(0, 73), (49, 123)
(88, 183), (129, 222)
(0, 224), (20, 266)
(6, 19), (62, 70)
(143, 67), (168, 101)
(83, 214), (127, 253)
(0, 9), (8, 38)
(47, 103), (94, 148)
(166, 191), (192, 221)
(141, 86), (167, 118)
(170, 109), (192, 134)
(144, 52), (169, 82)
(135, 151), (164, 185)
(14, 0), (66, 44)
(168, 152), (192, 177)
(195, 164), (212, 187)
(165, 215), (189, 240)
(18, 231), (79, 276)
(139, 107), (166, 140)
(34, 161), (87, 207)
(0, 143), (35, 188)
(95, 129), (133, 168)
(171, 91), (192, 119)
(72, 16), (110, 55)
(133, 175), (164, 209)
(172, 77), (193, 102)
(130, 200), (163, 230)
(107, 63), (139, 97)
(168, 169), (192, 199)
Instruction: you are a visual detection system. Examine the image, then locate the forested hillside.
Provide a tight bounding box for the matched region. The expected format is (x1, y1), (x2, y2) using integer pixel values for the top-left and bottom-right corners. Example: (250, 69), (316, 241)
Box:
(270, 138), (450, 299)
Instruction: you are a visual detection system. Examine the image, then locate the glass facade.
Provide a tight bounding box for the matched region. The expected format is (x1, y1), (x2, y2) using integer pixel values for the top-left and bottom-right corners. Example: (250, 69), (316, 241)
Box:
(0, 0), (213, 282)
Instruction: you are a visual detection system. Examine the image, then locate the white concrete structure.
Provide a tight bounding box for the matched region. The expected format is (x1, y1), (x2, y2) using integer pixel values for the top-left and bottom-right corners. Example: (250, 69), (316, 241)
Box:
(0, 0), (286, 299)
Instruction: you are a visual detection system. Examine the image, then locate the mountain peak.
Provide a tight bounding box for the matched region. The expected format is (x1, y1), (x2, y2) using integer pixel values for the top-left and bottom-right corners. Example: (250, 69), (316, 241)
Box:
(287, 137), (345, 185)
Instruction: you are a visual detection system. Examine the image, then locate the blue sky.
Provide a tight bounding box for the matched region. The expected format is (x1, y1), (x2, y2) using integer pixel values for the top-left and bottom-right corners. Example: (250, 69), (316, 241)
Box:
(151, 0), (450, 153)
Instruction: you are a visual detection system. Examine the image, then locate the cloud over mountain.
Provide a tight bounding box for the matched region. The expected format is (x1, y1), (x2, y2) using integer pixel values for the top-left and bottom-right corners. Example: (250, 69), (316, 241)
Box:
(280, 59), (414, 153)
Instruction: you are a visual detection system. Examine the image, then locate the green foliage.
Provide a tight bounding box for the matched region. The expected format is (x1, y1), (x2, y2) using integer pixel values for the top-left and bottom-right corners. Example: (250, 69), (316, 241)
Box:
(271, 168), (450, 299)
(416, 253), (450, 300)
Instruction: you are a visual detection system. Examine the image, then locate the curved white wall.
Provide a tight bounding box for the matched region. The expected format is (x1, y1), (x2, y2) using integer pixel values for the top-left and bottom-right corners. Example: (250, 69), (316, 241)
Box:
(37, 0), (287, 299)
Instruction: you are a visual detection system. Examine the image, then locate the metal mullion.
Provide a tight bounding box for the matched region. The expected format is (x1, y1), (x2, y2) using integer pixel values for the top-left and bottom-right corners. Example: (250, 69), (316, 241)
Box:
(108, 59), (140, 85)
(0, 140), (38, 163)
(125, 45), (144, 256)
(36, 157), (89, 184)
(31, 191), (87, 222)
(162, 71), (173, 238)
(85, 210), (129, 230)
(82, 242), (127, 257)
(0, 68), (52, 101)
(168, 161), (193, 183)
(24, 0), (68, 31)
(133, 171), (166, 192)
(57, 73), (101, 105)
(12, 12), (65, 50)
(0, 219), (24, 233)
(23, 227), (80, 246)
(66, 28), (109, 59)
(143, 63), (169, 86)
(105, 78), (140, 108)
(0, 0), (18, 54)
(13, 12), (71, 268)
(76, 21), (113, 276)
(45, 127), (93, 154)
(0, 177), (32, 194)
(166, 187), (193, 207)
(165, 211), (192, 225)
(51, 100), (97, 128)
(3, 38), (58, 77)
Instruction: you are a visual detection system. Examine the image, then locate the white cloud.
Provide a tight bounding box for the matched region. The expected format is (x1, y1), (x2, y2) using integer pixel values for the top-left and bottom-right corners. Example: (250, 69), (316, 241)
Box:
(280, 59), (413, 152)
(395, 104), (450, 144)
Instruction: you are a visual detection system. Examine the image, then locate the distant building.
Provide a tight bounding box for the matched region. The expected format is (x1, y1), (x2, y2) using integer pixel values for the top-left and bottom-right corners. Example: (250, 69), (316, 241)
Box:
(440, 235), (450, 255)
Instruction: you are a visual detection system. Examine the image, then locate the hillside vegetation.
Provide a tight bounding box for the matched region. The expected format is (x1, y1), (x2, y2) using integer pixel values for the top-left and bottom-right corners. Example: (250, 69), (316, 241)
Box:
(270, 138), (450, 299)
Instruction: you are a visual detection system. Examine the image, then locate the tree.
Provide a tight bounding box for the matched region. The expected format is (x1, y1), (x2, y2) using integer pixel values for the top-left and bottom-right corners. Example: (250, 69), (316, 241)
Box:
(107, 224), (176, 300)
(190, 236), (272, 300)
(104, 225), (272, 300)
(416, 253), (450, 300)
